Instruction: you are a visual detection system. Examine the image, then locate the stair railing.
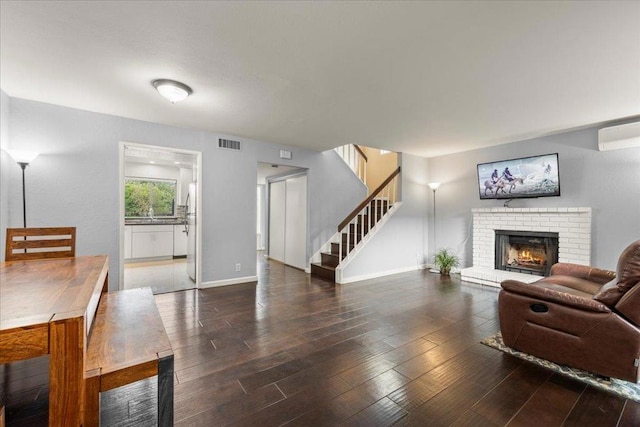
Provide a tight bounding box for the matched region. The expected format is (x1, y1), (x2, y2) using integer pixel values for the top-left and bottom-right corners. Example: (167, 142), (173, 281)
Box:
(334, 144), (368, 187)
(338, 166), (401, 262)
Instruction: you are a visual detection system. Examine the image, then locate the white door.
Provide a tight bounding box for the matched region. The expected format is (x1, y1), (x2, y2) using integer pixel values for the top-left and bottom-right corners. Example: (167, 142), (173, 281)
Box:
(268, 180), (286, 263)
(284, 175), (307, 270)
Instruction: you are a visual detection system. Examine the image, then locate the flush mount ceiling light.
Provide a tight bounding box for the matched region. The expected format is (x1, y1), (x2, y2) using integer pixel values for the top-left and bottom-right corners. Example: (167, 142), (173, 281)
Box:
(152, 79), (193, 103)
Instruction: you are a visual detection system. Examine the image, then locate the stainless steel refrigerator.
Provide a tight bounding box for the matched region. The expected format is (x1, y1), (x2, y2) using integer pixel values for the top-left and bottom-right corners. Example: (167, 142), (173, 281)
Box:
(186, 182), (197, 281)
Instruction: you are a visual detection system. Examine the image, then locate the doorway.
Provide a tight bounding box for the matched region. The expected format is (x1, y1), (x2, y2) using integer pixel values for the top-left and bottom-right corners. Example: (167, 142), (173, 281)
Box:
(258, 163), (308, 271)
(119, 142), (202, 294)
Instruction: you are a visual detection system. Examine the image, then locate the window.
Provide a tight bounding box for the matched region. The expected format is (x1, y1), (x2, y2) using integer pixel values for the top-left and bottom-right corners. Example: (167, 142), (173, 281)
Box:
(125, 177), (177, 217)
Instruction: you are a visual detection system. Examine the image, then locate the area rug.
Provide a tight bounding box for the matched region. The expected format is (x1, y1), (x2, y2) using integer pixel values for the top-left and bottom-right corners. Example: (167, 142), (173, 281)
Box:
(481, 332), (640, 403)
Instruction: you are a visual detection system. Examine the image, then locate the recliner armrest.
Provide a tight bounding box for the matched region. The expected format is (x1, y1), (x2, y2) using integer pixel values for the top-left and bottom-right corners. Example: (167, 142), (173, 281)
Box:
(501, 280), (611, 313)
(550, 263), (615, 285)
(615, 283), (640, 326)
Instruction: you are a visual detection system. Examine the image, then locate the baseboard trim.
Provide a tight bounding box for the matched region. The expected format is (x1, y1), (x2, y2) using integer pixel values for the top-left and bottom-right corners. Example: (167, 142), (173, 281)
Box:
(199, 275), (258, 289)
(338, 265), (421, 284)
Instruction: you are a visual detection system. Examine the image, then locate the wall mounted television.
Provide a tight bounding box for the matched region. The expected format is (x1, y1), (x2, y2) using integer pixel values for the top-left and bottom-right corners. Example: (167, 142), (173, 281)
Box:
(477, 153), (560, 200)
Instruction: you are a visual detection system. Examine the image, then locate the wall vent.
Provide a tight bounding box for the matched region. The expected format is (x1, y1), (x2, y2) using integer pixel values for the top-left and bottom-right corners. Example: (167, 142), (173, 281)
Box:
(218, 138), (241, 151)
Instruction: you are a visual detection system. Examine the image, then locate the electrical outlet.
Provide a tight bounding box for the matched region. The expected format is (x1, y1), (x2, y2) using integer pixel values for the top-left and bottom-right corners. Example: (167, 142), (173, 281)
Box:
(235, 263), (241, 272)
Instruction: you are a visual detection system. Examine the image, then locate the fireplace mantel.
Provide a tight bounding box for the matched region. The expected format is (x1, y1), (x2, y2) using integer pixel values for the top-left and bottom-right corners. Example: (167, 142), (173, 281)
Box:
(461, 207), (591, 287)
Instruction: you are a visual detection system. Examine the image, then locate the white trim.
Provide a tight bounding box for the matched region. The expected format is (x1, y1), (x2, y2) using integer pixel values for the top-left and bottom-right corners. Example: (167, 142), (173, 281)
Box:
(200, 275), (258, 288)
(337, 264), (420, 284)
(336, 201), (403, 271)
(309, 231), (340, 265)
(118, 141), (203, 290)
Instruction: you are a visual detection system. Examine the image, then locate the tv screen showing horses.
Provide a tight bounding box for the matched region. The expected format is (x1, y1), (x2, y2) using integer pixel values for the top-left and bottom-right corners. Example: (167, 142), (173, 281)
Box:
(477, 153), (560, 200)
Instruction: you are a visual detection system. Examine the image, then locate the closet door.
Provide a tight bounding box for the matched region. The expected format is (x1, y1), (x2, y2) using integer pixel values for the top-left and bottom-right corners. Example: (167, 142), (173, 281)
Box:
(284, 175), (307, 270)
(268, 180), (286, 263)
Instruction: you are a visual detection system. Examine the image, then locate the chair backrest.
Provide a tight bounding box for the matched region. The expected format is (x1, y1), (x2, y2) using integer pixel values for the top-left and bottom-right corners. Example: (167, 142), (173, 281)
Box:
(594, 240), (640, 307)
(5, 227), (76, 261)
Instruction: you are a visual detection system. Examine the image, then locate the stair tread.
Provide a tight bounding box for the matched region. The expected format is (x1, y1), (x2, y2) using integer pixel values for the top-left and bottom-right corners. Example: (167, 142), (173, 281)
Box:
(311, 262), (336, 271)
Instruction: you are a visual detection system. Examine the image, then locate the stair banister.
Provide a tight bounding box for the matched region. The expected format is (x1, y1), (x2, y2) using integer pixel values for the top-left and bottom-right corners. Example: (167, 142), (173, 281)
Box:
(353, 145), (368, 189)
(338, 166), (401, 231)
(334, 144), (368, 186)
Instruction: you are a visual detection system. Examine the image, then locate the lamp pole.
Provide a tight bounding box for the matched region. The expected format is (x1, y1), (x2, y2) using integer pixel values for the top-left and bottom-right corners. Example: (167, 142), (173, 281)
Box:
(18, 162), (28, 228)
(428, 182), (441, 273)
(6, 150), (39, 228)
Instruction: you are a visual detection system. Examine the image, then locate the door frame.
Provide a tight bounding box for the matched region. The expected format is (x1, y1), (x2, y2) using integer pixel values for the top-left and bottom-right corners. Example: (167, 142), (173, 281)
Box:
(118, 141), (203, 290)
(265, 169), (309, 270)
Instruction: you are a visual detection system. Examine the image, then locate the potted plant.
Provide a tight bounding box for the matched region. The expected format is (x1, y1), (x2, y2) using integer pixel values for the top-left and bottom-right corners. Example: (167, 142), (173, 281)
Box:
(433, 249), (459, 275)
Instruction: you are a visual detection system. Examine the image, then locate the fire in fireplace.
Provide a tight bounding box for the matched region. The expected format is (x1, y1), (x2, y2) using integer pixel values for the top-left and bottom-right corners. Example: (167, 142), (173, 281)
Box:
(495, 230), (559, 276)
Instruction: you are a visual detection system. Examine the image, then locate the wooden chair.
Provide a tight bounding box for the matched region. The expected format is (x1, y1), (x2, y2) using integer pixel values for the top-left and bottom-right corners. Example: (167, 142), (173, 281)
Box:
(5, 227), (76, 261)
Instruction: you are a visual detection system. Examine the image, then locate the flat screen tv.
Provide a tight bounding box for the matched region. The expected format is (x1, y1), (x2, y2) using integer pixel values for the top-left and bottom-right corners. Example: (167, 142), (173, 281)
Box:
(477, 153), (560, 200)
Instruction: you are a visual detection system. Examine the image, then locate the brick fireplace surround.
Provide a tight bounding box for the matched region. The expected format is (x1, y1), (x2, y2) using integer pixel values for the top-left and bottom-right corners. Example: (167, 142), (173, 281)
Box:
(461, 207), (592, 287)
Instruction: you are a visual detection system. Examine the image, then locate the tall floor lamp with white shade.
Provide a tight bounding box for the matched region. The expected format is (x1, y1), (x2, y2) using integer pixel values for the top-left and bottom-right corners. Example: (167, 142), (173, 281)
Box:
(428, 182), (441, 273)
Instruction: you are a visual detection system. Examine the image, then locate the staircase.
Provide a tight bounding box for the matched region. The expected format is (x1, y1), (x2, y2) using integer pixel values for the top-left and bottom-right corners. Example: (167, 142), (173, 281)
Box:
(311, 167), (400, 282)
(334, 144), (368, 187)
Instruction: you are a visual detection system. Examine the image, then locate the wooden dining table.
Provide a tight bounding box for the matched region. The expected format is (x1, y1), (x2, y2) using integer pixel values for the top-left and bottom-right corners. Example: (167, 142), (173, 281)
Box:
(0, 255), (109, 426)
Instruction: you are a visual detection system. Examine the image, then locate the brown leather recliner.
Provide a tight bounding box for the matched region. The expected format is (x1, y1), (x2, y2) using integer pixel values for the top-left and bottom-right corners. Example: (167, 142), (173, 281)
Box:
(499, 240), (640, 383)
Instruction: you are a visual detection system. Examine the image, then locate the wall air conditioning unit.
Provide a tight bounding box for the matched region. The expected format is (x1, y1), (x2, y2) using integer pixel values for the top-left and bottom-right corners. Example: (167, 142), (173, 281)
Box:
(598, 121), (640, 151)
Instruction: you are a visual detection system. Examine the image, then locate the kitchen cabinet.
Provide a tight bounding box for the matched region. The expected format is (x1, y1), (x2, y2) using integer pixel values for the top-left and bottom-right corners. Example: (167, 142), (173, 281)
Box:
(131, 225), (174, 259)
(173, 224), (187, 256)
(124, 226), (132, 259)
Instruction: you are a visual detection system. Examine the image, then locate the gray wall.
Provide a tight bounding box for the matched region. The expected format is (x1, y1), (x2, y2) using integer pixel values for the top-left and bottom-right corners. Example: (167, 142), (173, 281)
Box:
(3, 96), (365, 289)
(342, 153), (430, 280)
(427, 124), (640, 270)
(0, 91), (10, 260)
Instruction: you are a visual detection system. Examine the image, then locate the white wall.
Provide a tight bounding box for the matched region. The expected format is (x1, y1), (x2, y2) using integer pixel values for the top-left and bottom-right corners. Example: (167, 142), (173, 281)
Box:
(125, 162), (179, 182)
(427, 122), (640, 270)
(0, 90), (10, 261)
(256, 184), (266, 250)
(341, 153), (430, 281)
(2, 96), (366, 289)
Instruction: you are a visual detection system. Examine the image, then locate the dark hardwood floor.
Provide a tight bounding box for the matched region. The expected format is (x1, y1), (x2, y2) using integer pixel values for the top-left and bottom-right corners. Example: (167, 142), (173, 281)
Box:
(2, 254), (639, 426)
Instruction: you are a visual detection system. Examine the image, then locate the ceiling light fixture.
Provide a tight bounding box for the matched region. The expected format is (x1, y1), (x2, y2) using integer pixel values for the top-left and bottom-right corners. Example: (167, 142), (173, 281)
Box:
(152, 79), (193, 103)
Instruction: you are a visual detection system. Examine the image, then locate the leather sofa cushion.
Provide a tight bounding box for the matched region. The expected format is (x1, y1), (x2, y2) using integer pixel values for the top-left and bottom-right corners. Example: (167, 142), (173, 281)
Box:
(594, 241), (640, 306)
(536, 275), (602, 296)
(615, 285), (640, 326)
(550, 263), (615, 285)
(535, 282), (594, 299)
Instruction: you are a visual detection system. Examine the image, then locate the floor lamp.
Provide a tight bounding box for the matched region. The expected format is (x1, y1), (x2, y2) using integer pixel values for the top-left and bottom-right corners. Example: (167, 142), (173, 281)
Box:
(7, 150), (39, 228)
(428, 182), (441, 273)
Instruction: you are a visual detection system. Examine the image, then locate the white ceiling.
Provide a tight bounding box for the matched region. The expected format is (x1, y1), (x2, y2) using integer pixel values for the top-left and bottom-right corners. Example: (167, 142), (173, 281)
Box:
(1, 1), (639, 158)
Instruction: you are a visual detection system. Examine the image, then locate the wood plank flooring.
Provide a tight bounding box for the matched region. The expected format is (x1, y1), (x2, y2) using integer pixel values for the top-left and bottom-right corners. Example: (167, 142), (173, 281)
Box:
(2, 255), (639, 426)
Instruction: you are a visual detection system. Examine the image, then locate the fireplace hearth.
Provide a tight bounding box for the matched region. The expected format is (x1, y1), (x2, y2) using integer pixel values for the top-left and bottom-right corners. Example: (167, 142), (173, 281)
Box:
(495, 230), (559, 276)
(462, 207), (591, 287)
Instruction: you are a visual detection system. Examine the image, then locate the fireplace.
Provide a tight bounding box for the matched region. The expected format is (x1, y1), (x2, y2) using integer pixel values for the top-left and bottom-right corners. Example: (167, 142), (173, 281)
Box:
(461, 208), (591, 287)
(495, 230), (559, 276)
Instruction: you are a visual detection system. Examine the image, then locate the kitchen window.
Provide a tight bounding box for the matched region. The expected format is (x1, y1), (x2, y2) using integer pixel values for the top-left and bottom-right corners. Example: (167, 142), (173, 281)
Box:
(125, 177), (177, 217)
